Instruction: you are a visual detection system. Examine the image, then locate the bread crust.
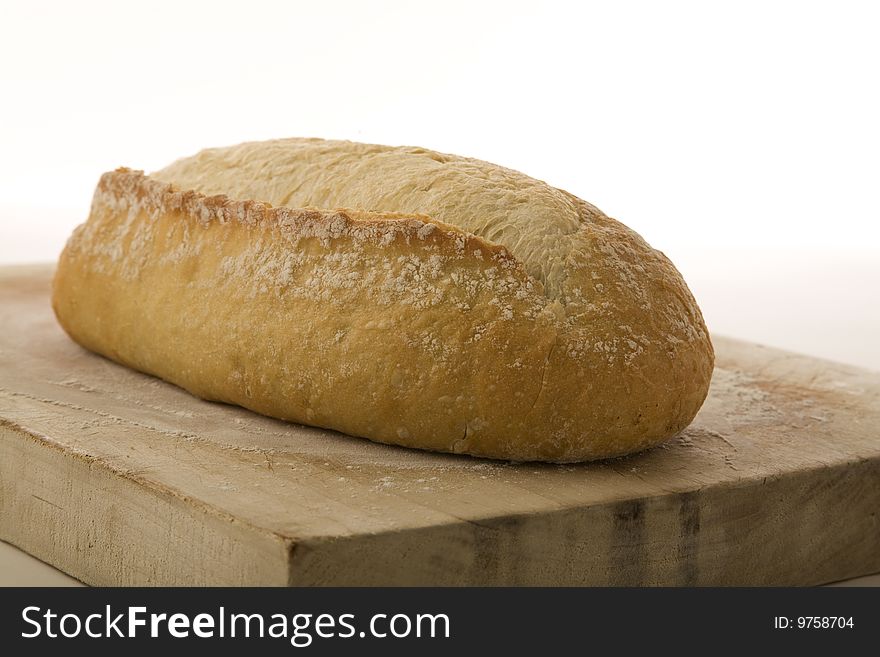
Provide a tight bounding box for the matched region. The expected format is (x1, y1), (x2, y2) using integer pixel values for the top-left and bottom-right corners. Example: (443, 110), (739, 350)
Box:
(53, 148), (713, 462)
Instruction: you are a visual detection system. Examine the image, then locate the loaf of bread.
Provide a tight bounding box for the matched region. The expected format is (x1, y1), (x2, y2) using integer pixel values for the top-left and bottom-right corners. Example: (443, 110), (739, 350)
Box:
(52, 138), (713, 462)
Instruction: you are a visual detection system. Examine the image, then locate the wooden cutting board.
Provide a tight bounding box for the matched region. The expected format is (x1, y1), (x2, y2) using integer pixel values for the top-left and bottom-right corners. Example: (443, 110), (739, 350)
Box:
(1, 264), (879, 586)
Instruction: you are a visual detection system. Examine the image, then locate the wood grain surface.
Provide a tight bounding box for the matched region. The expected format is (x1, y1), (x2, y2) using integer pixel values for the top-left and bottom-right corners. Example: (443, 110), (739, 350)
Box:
(1, 264), (878, 585)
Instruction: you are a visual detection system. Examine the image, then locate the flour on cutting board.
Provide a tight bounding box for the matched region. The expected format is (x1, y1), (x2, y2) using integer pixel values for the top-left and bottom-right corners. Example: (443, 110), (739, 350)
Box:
(1, 312), (816, 479)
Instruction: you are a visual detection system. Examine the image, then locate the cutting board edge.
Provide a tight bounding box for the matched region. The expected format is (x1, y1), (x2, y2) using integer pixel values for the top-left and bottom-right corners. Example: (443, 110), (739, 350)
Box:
(0, 419), (295, 586)
(284, 451), (880, 585)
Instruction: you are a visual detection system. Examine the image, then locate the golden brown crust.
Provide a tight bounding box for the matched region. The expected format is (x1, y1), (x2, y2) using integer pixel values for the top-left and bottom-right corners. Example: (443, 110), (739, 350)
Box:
(53, 145), (714, 462)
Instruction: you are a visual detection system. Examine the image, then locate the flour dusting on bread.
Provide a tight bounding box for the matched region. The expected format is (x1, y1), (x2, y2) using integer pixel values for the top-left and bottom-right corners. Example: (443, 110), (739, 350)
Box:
(53, 139), (714, 462)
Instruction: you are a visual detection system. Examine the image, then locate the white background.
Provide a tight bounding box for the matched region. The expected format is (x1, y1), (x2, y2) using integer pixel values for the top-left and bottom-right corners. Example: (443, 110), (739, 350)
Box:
(1, 0), (878, 369)
(0, 0), (878, 585)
